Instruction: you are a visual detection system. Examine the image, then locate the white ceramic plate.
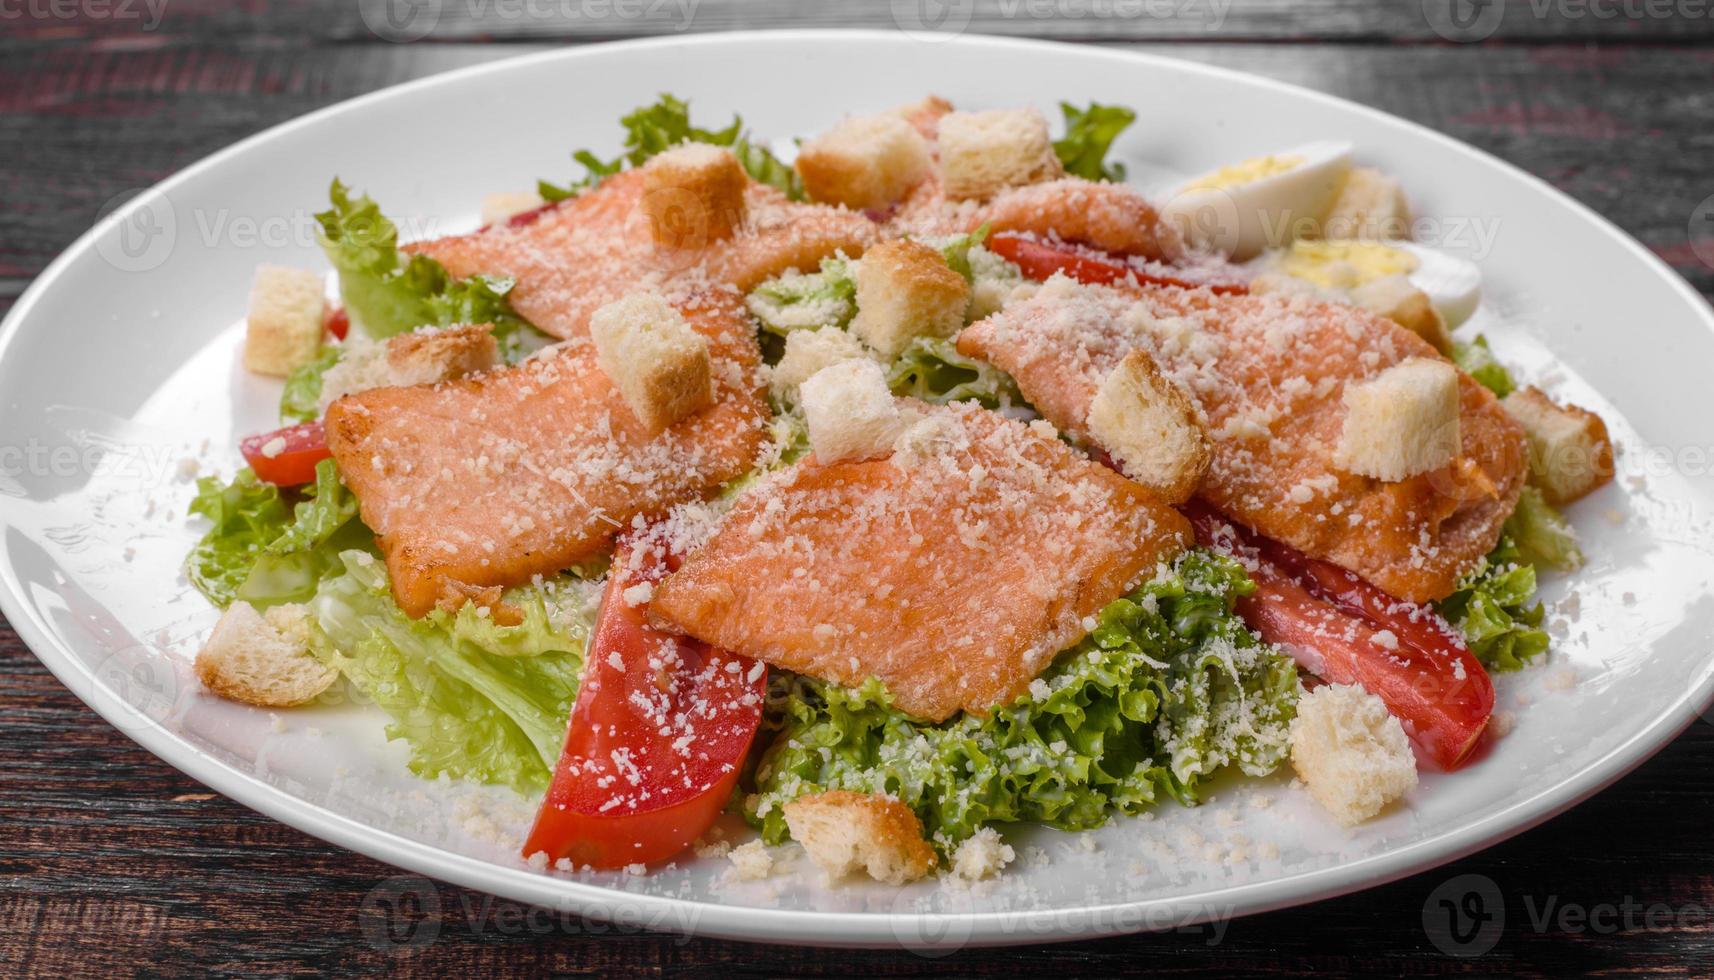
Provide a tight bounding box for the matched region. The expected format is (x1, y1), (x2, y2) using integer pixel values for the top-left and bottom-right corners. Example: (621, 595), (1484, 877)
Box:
(4, 32), (1714, 950)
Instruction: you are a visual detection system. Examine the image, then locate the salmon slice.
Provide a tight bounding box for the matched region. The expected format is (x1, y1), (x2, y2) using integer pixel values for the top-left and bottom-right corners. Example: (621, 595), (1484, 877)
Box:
(325, 294), (767, 618)
(407, 169), (877, 340)
(957, 277), (1528, 603)
(648, 402), (1189, 722)
(886, 175), (1182, 260)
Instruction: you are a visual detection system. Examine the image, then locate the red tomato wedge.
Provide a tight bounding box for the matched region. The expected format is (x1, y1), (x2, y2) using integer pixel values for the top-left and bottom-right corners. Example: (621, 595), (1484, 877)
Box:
(240, 421), (332, 486)
(324, 307), (350, 341)
(1186, 504), (1493, 770)
(986, 232), (1250, 295)
(523, 534), (767, 870)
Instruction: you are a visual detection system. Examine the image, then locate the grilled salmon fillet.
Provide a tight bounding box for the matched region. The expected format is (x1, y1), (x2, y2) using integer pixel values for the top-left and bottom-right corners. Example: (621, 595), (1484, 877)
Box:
(886, 175), (1182, 260)
(957, 277), (1528, 603)
(407, 169), (877, 340)
(648, 401), (1190, 722)
(325, 294), (767, 618)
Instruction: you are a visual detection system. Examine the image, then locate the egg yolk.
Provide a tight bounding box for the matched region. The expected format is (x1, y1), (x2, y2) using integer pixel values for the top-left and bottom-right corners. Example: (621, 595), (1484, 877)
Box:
(1181, 154), (1305, 193)
(1280, 240), (1418, 288)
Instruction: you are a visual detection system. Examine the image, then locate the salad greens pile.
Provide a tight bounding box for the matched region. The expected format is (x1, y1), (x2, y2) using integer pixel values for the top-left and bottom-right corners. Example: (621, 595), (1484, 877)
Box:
(186, 459), (365, 608)
(1053, 102), (1138, 182)
(750, 550), (1299, 852)
(539, 93), (802, 201)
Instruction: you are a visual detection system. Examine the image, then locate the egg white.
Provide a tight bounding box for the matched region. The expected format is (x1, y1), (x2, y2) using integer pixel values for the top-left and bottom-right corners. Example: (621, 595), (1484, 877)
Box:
(1160, 141), (1353, 261)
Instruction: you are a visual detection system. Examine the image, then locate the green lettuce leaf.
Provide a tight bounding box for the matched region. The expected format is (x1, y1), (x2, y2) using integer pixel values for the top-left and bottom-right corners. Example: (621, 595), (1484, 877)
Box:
(1054, 102), (1137, 182)
(938, 224), (990, 284)
(307, 551), (594, 793)
(186, 459), (367, 608)
(280, 345), (342, 424)
(886, 337), (1022, 409)
(1505, 486), (1583, 572)
(1435, 534), (1550, 673)
(1453, 336), (1516, 398)
(750, 550), (1299, 851)
(540, 93), (802, 201)
(314, 180), (541, 351)
(746, 257), (857, 336)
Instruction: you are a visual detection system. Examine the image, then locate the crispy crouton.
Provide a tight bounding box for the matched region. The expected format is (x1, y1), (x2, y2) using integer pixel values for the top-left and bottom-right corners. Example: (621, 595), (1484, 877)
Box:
(588, 292), (714, 432)
(318, 324), (498, 410)
(797, 114), (931, 211)
(782, 790), (937, 885)
(1290, 684), (1418, 826)
(771, 326), (868, 398)
(1334, 357), (1461, 481)
(1348, 274), (1452, 354)
(850, 239), (971, 357)
(480, 191), (545, 226)
(1086, 350), (1211, 504)
(798, 358), (903, 463)
(1501, 386), (1615, 504)
(639, 143), (749, 250)
(936, 108), (1064, 201)
(195, 601), (337, 708)
(244, 265), (326, 377)
(1319, 167), (1414, 241)
(889, 94), (954, 139)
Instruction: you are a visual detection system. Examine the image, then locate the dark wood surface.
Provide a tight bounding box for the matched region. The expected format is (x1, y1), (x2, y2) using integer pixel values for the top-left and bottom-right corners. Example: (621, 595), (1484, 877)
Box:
(5, 3), (1714, 975)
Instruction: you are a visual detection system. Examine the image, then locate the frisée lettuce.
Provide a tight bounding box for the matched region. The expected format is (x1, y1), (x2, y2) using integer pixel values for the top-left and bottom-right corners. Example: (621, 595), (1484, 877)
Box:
(749, 550), (1299, 851)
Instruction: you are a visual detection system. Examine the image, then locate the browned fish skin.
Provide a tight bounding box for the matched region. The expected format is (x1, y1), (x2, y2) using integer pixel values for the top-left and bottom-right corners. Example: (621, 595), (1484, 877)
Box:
(648, 402), (1190, 722)
(325, 295), (767, 618)
(958, 278), (1527, 604)
(886, 175), (1182, 260)
(407, 170), (878, 341)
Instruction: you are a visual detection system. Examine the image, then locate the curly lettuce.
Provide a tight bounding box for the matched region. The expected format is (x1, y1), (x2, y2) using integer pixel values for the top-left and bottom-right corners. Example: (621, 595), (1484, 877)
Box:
(315, 181), (540, 351)
(1453, 336), (1516, 398)
(1054, 102), (1137, 182)
(186, 459), (366, 608)
(540, 93), (801, 201)
(746, 257), (856, 336)
(886, 337), (1021, 409)
(1437, 532), (1550, 673)
(750, 550), (1299, 850)
(308, 551), (594, 793)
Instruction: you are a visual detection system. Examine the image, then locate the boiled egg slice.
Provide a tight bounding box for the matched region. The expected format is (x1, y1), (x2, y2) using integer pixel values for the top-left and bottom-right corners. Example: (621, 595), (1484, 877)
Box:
(1160, 141), (1352, 261)
(1276, 239), (1482, 327)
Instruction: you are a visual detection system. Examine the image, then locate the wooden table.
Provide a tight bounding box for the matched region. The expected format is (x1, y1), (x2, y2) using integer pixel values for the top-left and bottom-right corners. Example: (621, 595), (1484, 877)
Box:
(4, 2), (1713, 975)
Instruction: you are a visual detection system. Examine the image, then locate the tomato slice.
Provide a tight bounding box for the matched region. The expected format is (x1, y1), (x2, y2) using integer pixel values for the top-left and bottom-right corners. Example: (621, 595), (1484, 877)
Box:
(240, 421), (332, 487)
(324, 307), (349, 341)
(986, 232), (1250, 295)
(1186, 504), (1493, 770)
(523, 534), (766, 869)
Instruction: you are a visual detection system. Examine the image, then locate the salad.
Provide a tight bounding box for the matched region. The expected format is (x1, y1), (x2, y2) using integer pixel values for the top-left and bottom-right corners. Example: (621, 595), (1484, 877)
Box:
(186, 93), (1613, 884)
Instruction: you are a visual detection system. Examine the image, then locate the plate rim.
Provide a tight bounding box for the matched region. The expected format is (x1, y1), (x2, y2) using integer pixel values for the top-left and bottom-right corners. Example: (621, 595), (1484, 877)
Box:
(4, 29), (1714, 948)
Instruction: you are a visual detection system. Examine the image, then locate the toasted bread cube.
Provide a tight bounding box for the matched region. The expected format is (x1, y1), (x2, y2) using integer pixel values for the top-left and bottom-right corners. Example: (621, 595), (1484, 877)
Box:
(480, 191), (545, 226)
(936, 108), (1064, 201)
(796, 114), (932, 211)
(782, 790), (937, 885)
(244, 265), (326, 377)
(798, 358), (903, 463)
(195, 601), (337, 708)
(318, 323), (499, 410)
(1086, 350), (1211, 504)
(850, 239), (971, 357)
(1320, 167), (1414, 241)
(1349, 274), (1452, 354)
(589, 292), (713, 432)
(640, 143), (749, 249)
(1290, 684), (1418, 826)
(1502, 386), (1615, 504)
(771, 326), (868, 398)
(1334, 357), (1461, 481)
(889, 94), (954, 139)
